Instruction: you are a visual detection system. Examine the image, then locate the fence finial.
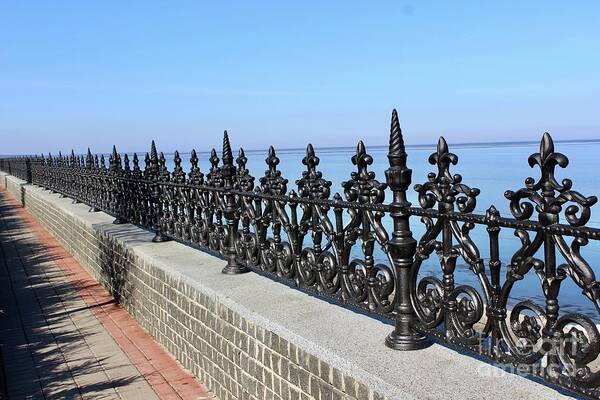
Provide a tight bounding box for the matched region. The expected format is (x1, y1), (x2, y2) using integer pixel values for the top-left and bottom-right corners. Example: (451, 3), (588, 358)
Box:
(540, 131), (554, 162)
(86, 148), (93, 167)
(237, 147), (247, 170)
(222, 130), (233, 167)
(150, 140), (158, 164)
(388, 109), (407, 167)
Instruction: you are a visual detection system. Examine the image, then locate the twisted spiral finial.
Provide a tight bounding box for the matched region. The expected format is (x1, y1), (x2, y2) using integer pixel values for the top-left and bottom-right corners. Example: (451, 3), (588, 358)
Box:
(388, 109), (406, 167)
(222, 131), (233, 167)
(150, 140), (158, 165)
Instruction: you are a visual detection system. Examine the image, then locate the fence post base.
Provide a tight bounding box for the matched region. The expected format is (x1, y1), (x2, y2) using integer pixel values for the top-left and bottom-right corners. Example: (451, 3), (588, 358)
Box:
(152, 233), (170, 243)
(385, 322), (431, 351)
(221, 263), (250, 275)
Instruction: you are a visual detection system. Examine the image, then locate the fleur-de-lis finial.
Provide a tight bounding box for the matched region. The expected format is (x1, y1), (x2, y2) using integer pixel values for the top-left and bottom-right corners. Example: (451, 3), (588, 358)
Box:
(414, 136), (478, 212)
(172, 150), (186, 183)
(110, 145), (121, 174)
(143, 152), (152, 178)
(342, 141), (385, 204)
(190, 149), (199, 169)
(158, 152), (169, 181)
(236, 147), (254, 191)
(132, 153), (141, 178)
(123, 153), (131, 175)
(100, 154), (106, 173)
(505, 132), (597, 225)
(188, 149), (204, 185)
(86, 148), (93, 168)
(303, 144), (318, 174)
(266, 146), (279, 171)
(260, 146), (288, 195)
(430, 137), (458, 184)
(236, 147), (247, 170)
(210, 148), (219, 169)
(297, 143), (331, 199)
(207, 148), (222, 186)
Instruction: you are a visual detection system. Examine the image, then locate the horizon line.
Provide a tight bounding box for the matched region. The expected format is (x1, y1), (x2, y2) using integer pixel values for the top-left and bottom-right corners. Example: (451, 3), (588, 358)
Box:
(3, 137), (600, 157)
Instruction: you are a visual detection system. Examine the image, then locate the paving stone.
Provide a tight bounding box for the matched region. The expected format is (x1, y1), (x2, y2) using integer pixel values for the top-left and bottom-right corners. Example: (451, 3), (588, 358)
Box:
(0, 189), (212, 400)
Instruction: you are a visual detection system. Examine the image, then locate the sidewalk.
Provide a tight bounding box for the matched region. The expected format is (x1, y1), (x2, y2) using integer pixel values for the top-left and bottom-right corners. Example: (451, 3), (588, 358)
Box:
(0, 189), (214, 400)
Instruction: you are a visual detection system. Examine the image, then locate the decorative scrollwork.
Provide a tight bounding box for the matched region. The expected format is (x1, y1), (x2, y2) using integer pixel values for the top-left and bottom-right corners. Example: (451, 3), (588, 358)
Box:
(414, 137), (480, 213)
(505, 132), (597, 226)
(411, 136), (485, 344)
(12, 113), (600, 399)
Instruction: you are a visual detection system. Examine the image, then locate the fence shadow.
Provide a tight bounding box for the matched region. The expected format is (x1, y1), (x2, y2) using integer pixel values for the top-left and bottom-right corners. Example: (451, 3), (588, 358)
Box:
(0, 192), (140, 398)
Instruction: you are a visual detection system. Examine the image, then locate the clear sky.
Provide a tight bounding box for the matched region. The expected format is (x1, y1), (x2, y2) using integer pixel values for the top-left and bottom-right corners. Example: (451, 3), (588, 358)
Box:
(1, 1), (599, 155)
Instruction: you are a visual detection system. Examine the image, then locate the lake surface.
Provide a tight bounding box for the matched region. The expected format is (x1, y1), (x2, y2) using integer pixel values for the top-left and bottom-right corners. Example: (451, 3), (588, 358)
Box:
(144, 139), (600, 320)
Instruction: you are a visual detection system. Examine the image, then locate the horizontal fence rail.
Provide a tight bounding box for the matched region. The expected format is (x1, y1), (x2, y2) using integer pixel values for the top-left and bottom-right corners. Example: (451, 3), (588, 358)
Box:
(3, 110), (600, 398)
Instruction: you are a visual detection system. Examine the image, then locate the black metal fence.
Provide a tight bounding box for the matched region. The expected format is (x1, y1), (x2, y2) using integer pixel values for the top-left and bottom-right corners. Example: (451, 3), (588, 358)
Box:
(3, 110), (600, 398)
(0, 157), (31, 183)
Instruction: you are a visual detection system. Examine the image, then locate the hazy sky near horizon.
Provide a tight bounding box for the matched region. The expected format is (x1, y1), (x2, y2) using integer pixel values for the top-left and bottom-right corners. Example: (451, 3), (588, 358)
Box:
(1, 1), (599, 155)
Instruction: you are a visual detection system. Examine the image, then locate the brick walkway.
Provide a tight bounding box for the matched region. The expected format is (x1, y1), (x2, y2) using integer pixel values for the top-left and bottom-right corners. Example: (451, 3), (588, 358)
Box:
(0, 189), (213, 400)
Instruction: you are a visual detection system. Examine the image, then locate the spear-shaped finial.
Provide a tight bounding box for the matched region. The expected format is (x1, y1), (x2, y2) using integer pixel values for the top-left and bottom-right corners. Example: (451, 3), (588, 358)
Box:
(222, 130), (233, 167)
(388, 109), (408, 168)
(150, 140), (158, 164)
(389, 110), (404, 152)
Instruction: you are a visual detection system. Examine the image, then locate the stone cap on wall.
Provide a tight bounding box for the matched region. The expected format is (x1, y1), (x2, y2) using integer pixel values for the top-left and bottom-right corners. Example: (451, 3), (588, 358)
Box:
(1, 172), (576, 400)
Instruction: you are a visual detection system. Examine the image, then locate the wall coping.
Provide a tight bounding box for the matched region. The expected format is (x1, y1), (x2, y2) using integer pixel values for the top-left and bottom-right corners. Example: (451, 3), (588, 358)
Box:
(2, 172), (575, 400)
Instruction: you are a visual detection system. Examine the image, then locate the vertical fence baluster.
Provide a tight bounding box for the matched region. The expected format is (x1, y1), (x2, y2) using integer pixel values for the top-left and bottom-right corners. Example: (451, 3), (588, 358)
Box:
(385, 109), (431, 350)
(221, 131), (248, 274)
(111, 145), (125, 224)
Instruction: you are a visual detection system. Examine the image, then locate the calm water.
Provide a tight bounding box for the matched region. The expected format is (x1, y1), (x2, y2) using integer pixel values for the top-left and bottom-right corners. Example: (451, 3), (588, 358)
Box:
(146, 140), (600, 319)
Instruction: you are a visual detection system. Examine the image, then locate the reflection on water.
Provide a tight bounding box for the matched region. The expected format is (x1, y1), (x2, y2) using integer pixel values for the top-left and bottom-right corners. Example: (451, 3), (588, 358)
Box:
(137, 139), (600, 319)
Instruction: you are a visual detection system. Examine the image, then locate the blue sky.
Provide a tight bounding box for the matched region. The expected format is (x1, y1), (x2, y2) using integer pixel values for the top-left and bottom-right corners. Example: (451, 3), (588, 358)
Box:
(1, 1), (599, 154)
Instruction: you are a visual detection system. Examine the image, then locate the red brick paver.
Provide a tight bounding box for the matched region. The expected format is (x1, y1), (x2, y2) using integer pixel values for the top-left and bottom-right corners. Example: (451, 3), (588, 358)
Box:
(0, 189), (213, 399)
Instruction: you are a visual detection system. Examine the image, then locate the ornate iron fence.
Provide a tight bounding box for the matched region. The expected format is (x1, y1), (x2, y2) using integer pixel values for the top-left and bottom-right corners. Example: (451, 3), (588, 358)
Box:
(3, 110), (600, 398)
(0, 157), (31, 182)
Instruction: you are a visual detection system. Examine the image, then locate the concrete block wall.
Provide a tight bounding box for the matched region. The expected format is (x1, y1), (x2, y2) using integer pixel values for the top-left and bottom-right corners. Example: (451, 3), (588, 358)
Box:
(4, 173), (26, 205)
(0, 173), (574, 400)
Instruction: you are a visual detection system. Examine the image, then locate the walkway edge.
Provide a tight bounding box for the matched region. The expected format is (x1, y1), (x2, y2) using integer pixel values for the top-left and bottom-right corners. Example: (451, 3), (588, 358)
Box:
(1, 172), (576, 400)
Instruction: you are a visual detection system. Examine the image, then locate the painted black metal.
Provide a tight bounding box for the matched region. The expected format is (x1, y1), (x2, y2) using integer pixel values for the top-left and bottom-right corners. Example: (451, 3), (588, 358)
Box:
(3, 110), (600, 399)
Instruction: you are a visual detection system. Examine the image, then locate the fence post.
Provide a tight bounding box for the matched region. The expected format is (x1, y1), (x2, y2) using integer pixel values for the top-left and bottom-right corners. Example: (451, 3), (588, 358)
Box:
(111, 145), (125, 224)
(221, 131), (249, 274)
(385, 110), (431, 350)
(149, 141), (169, 242)
(26, 157), (32, 183)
